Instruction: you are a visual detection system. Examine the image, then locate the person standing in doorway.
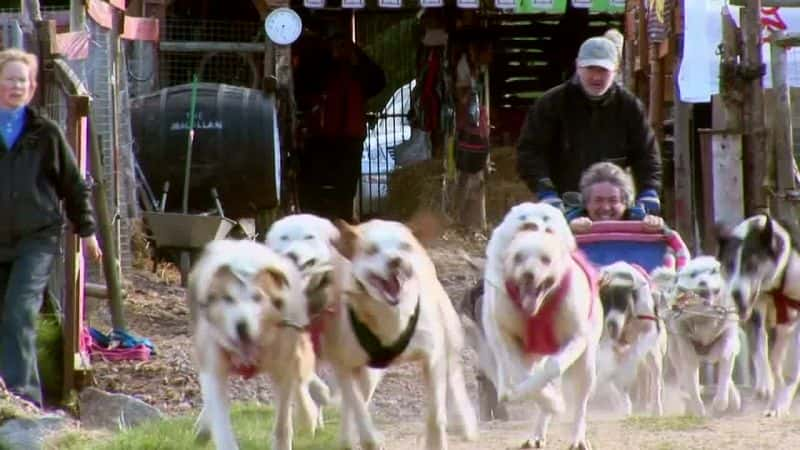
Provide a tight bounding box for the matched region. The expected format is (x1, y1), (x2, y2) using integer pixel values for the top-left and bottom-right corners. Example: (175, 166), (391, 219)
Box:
(295, 29), (386, 222)
(0, 48), (102, 407)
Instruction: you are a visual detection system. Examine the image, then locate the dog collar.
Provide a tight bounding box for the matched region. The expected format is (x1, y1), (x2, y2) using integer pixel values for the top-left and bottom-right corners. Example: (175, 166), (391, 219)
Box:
(223, 349), (259, 380)
(348, 296), (421, 369)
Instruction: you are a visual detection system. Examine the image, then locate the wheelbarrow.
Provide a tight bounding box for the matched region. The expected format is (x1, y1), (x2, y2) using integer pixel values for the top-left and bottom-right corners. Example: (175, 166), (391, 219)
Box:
(143, 184), (237, 286)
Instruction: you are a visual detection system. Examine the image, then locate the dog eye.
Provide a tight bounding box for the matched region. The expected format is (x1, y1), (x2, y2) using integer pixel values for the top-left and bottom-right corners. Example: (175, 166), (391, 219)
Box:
(280, 235), (289, 241)
(543, 216), (551, 222)
(399, 242), (412, 252)
(272, 298), (284, 310)
(251, 292), (263, 303)
(304, 234), (314, 240)
(365, 244), (379, 256)
(222, 295), (235, 304)
(540, 255), (551, 265)
(518, 214), (527, 221)
(513, 252), (525, 264)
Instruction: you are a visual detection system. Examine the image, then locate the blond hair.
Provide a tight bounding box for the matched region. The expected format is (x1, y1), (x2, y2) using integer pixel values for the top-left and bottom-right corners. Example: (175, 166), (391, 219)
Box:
(0, 48), (39, 84)
(580, 161), (635, 207)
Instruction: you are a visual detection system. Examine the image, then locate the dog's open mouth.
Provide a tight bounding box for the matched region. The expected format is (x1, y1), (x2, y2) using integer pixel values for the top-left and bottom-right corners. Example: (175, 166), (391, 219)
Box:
(508, 276), (555, 315)
(368, 272), (405, 305)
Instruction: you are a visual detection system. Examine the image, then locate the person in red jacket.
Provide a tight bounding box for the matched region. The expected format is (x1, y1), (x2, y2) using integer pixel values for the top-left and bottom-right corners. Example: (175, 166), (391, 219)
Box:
(295, 30), (386, 222)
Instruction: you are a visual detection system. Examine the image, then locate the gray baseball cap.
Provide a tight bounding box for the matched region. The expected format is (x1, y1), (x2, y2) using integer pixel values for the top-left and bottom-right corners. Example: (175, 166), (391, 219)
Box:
(576, 36), (618, 71)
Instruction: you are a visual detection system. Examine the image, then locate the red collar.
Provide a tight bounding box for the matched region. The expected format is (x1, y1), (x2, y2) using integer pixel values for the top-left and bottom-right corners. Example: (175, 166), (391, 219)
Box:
(223, 350), (258, 380)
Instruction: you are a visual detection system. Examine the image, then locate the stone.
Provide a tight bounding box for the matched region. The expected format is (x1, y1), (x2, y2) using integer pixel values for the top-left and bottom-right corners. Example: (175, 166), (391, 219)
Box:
(79, 387), (163, 431)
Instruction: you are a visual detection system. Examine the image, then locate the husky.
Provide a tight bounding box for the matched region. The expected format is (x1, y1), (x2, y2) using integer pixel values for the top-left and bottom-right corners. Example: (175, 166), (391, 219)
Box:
(325, 218), (478, 450)
(664, 255), (742, 416)
(596, 261), (666, 416)
(188, 239), (317, 450)
(481, 202), (602, 449)
(719, 215), (800, 416)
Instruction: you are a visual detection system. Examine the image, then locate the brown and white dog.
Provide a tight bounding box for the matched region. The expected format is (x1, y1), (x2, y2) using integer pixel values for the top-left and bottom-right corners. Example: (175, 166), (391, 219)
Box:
(596, 261), (666, 416)
(663, 255), (742, 416)
(481, 202), (602, 449)
(319, 218), (478, 450)
(188, 239), (318, 450)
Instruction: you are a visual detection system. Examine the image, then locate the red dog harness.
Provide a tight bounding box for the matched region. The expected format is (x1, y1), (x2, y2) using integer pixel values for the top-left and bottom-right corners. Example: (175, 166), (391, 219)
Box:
(505, 250), (599, 355)
(769, 272), (800, 325)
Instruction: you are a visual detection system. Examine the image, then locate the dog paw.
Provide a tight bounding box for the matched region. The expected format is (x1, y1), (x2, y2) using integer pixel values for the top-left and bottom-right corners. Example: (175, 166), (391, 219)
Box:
(568, 440), (592, 450)
(710, 396), (729, 415)
(520, 437), (546, 448)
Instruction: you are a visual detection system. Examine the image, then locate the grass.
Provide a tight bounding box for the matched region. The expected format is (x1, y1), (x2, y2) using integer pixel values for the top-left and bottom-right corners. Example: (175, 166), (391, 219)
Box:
(623, 415), (708, 433)
(53, 403), (340, 450)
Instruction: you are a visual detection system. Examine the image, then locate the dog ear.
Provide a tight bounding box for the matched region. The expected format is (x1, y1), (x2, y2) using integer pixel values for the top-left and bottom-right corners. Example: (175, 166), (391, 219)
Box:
(331, 219), (359, 260)
(761, 216), (776, 254)
(405, 209), (445, 246)
(254, 266), (289, 292)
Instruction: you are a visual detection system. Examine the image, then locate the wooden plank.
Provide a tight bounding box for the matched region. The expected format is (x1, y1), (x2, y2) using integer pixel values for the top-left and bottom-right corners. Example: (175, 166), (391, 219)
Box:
(730, 0), (800, 5)
(64, 94), (91, 395)
(159, 41), (264, 53)
(773, 32), (800, 47)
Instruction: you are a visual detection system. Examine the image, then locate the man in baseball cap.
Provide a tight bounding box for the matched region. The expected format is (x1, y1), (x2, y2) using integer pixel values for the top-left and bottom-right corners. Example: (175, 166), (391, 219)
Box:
(575, 36), (619, 96)
(516, 34), (662, 219)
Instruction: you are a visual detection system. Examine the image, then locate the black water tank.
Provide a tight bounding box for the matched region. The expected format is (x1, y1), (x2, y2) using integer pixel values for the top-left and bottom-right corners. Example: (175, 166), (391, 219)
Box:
(131, 83), (280, 218)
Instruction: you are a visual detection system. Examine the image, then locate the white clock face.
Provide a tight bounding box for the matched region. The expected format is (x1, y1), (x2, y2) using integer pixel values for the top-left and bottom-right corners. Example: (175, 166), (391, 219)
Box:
(265, 8), (302, 46)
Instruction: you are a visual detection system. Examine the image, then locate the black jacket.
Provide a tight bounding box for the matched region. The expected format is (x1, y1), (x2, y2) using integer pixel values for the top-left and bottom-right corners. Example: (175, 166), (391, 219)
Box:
(0, 107), (96, 244)
(516, 77), (661, 196)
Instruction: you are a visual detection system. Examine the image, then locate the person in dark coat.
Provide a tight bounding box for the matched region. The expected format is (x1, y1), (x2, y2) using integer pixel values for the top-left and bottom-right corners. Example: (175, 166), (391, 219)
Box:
(0, 49), (102, 407)
(294, 29), (386, 222)
(516, 36), (662, 217)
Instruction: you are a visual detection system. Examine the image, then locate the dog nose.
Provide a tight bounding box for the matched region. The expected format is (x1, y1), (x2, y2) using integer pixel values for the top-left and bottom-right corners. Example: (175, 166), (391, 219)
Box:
(606, 321), (619, 339)
(286, 252), (300, 265)
(521, 271), (535, 284)
(235, 321), (250, 343)
(388, 257), (402, 270)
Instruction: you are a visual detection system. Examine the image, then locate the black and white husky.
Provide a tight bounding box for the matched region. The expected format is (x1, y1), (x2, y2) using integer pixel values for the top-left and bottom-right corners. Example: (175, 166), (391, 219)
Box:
(718, 214), (800, 417)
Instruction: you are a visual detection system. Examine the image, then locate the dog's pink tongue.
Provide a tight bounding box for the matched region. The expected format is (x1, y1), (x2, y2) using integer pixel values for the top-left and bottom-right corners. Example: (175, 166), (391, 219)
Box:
(382, 275), (401, 297)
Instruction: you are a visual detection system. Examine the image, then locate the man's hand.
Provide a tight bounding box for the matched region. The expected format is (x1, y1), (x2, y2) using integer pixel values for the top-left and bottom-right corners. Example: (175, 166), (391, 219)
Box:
(643, 214), (664, 231)
(569, 217), (593, 234)
(83, 235), (103, 261)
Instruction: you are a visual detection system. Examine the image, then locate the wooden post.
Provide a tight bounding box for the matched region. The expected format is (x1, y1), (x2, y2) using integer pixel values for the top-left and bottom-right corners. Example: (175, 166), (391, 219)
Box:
(769, 31), (800, 242)
(741, 0), (769, 216)
(69, 0), (85, 31)
(64, 95), (91, 394)
(672, 16), (696, 252)
(88, 109), (127, 332)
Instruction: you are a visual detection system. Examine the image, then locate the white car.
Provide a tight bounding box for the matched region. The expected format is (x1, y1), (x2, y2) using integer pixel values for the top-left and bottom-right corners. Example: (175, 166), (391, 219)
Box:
(359, 80), (415, 216)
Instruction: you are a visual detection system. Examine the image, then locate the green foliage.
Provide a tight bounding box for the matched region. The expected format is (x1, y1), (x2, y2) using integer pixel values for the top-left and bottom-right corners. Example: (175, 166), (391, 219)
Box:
(36, 314), (64, 404)
(623, 415), (708, 432)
